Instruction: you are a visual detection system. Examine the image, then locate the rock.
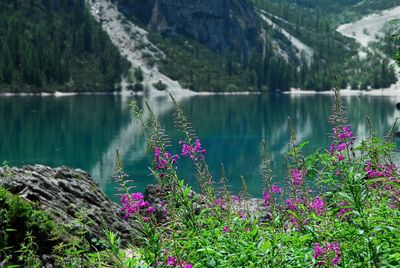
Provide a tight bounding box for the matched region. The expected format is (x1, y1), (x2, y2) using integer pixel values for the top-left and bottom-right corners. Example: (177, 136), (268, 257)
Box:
(0, 165), (137, 244)
(116, 0), (261, 56)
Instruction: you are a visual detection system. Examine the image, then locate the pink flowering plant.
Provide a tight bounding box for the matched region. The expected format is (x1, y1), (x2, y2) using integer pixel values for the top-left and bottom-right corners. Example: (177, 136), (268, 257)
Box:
(88, 90), (400, 267)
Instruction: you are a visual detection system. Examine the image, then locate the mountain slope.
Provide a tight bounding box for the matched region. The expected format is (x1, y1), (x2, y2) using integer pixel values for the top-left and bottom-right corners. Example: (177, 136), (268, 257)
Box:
(114, 0), (261, 57)
(109, 0), (399, 92)
(86, 0), (191, 94)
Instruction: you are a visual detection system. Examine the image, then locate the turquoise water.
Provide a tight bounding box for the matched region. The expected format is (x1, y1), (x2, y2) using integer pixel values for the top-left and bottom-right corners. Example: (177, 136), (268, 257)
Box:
(1, 93), (400, 201)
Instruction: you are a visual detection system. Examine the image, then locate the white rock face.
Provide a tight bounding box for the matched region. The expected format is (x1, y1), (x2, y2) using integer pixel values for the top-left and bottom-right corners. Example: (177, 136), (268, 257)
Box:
(337, 6), (400, 48)
(259, 10), (314, 64)
(86, 0), (193, 95)
(337, 6), (400, 88)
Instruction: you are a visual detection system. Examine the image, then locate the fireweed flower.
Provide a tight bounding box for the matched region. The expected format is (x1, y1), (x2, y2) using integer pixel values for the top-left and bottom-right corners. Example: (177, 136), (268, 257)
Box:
(313, 242), (341, 266)
(329, 144), (336, 154)
(214, 197), (226, 209)
(291, 168), (306, 186)
(231, 195), (239, 203)
(310, 197), (324, 215)
(313, 243), (323, 259)
(330, 125), (355, 161)
(166, 256), (177, 266)
(179, 138), (206, 161)
(120, 192), (150, 219)
(263, 191), (270, 206)
(180, 261), (193, 268)
(271, 185), (282, 194)
(146, 206), (156, 214)
(153, 147), (179, 177)
(365, 161), (398, 180)
(286, 198), (297, 211)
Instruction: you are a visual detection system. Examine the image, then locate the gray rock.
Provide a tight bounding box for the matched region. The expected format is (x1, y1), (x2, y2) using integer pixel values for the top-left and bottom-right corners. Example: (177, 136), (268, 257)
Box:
(117, 0), (261, 56)
(0, 165), (137, 243)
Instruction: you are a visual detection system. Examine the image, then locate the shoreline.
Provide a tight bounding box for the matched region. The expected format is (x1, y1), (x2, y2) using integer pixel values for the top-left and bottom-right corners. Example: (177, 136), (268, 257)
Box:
(0, 89), (264, 97)
(285, 87), (400, 97)
(3, 88), (400, 97)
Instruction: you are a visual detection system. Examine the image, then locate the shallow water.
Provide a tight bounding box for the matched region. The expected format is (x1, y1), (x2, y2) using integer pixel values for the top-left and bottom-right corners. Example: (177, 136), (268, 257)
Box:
(1, 93), (400, 201)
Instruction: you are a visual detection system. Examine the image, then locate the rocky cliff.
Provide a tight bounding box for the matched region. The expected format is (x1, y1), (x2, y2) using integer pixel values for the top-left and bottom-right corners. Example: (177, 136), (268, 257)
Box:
(115, 0), (261, 56)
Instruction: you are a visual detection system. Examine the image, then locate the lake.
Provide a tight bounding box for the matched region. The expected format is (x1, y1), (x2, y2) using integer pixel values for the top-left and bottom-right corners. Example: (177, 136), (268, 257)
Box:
(1, 93), (400, 201)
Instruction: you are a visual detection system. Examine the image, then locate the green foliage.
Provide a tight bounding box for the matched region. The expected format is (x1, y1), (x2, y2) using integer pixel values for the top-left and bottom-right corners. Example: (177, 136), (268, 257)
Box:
(0, 186), (57, 264)
(0, 0), (130, 93)
(105, 90), (400, 267)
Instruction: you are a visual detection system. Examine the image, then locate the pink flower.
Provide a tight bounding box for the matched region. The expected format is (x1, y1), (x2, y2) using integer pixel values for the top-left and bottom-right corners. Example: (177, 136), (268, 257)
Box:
(310, 197), (324, 215)
(231, 195), (239, 203)
(285, 198), (297, 211)
(313, 242), (341, 266)
(146, 206), (156, 214)
(120, 192), (149, 219)
(263, 191), (270, 206)
(154, 147), (179, 171)
(313, 243), (323, 259)
(167, 256), (176, 266)
(180, 261), (193, 268)
(337, 143), (347, 152)
(180, 138), (206, 161)
(329, 144), (335, 154)
(271, 185), (282, 194)
(223, 226), (230, 233)
(337, 201), (352, 220)
(337, 154), (344, 161)
(291, 168), (305, 186)
(214, 197), (226, 209)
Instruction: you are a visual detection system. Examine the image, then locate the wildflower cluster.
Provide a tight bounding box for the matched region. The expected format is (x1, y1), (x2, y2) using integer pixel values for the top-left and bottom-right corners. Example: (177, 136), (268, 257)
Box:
(179, 139), (206, 161)
(291, 168), (306, 186)
(213, 197), (227, 209)
(154, 147), (179, 175)
(109, 94), (400, 267)
(313, 242), (341, 266)
(330, 125), (355, 161)
(310, 197), (325, 215)
(166, 256), (192, 268)
(365, 161), (397, 179)
(120, 192), (154, 220)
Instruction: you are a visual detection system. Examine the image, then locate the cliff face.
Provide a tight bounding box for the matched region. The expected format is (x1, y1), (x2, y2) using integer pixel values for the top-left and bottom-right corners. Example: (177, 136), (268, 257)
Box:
(116, 0), (260, 56)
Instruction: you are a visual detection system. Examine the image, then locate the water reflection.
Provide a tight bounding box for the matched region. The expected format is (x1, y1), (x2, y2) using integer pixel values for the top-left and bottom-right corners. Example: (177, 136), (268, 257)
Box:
(1, 94), (400, 199)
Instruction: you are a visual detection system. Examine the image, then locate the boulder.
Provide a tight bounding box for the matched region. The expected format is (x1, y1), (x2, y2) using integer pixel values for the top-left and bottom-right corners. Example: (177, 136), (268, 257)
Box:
(0, 165), (137, 243)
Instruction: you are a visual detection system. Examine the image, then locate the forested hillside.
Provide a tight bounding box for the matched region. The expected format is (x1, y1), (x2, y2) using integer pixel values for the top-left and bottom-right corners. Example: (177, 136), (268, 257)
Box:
(0, 0), (398, 93)
(0, 0), (130, 93)
(252, 0), (398, 90)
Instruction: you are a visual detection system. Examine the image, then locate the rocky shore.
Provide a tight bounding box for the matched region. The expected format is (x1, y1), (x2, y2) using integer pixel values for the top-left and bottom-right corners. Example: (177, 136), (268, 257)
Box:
(0, 165), (265, 241)
(0, 165), (136, 242)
